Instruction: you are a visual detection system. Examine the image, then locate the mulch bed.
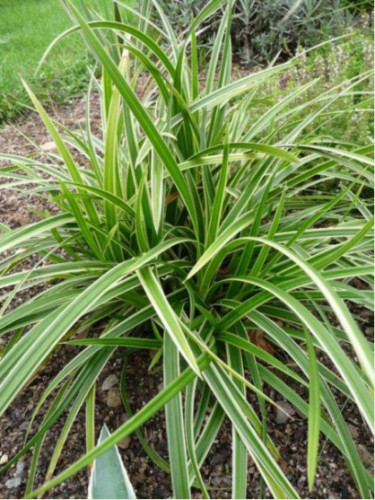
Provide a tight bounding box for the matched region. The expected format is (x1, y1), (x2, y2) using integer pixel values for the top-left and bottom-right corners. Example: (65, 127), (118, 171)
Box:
(0, 96), (373, 499)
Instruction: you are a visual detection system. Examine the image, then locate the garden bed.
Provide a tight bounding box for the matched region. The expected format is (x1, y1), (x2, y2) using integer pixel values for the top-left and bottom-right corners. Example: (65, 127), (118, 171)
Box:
(0, 96), (373, 500)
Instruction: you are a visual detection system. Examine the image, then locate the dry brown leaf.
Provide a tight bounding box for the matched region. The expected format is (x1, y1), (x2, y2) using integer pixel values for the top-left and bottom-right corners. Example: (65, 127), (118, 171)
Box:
(248, 329), (275, 355)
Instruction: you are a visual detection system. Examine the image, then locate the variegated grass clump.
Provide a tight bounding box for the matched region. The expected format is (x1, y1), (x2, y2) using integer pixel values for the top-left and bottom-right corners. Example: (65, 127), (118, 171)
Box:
(0, 0), (373, 498)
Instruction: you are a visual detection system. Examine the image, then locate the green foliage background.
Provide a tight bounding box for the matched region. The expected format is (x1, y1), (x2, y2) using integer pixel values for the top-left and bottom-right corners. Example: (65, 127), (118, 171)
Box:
(0, 0), (112, 122)
(0, 0), (373, 123)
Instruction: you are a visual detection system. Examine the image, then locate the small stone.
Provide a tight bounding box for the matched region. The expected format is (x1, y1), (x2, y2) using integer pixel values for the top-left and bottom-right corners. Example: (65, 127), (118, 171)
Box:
(5, 477), (21, 489)
(101, 375), (119, 391)
(361, 310), (373, 319)
(117, 413), (129, 426)
(106, 387), (122, 408)
(19, 422), (29, 431)
(211, 474), (223, 487)
(118, 436), (132, 449)
(13, 214), (31, 226)
(0, 454), (8, 465)
(211, 452), (228, 466)
(125, 449), (135, 461)
(275, 401), (295, 424)
(357, 444), (374, 469)
(40, 141), (57, 153)
(348, 424), (359, 439)
(7, 195), (17, 206)
(16, 461), (25, 475)
(297, 475), (306, 489)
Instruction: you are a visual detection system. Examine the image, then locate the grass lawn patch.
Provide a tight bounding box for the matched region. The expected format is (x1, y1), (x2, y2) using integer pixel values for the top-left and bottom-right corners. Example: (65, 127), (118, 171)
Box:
(0, 0), (111, 122)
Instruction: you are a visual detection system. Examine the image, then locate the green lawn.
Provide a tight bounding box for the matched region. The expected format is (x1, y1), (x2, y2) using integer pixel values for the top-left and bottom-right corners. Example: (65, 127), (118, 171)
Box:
(0, 0), (111, 121)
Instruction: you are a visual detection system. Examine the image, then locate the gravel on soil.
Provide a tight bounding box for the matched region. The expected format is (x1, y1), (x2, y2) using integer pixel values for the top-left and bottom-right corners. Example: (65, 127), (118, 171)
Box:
(0, 96), (373, 499)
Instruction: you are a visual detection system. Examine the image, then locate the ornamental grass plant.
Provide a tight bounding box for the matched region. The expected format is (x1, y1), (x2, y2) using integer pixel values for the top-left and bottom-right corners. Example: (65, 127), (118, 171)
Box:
(0, 0), (373, 498)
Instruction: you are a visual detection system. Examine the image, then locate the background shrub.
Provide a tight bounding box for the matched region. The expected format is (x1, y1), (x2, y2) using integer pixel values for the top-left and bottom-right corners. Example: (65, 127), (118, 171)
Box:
(153, 0), (371, 63)
(231, 0), (352, 63)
